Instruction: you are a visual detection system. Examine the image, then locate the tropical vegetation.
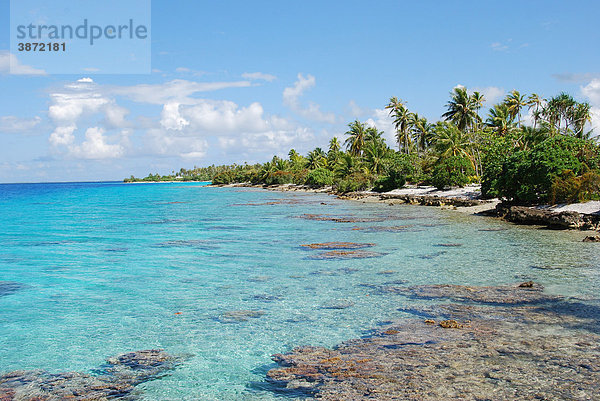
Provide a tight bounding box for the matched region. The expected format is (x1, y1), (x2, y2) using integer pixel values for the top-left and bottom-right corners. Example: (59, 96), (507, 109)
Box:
(126, 88), (600, 204)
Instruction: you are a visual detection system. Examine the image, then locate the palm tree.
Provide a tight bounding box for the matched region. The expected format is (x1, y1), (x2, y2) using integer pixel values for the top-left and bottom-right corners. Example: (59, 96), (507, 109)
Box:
(306, 148), (327, 169)
(410, 113), (433, 152)
(385, 97), (412, 153)
(543, 93), (577, 135)
(344, 120), (368, 156)
(334, 153), (362, 178)
(470, 91), (485, 131)
(363, 141), (389, 175)
(505, 90), (528, 128)
(442, 87), (478, 133)
(571, 102), (593, 139)
(527, 93), (544, 130)
(328, 137), (341, 154)
(486, 103), (516, 136)
(434, 122), (473, 159)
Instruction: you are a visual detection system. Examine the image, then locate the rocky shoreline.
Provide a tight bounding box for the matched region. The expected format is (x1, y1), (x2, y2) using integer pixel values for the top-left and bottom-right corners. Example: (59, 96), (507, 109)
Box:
(209, 183), (600, 233)
(265, 283), (600, 400)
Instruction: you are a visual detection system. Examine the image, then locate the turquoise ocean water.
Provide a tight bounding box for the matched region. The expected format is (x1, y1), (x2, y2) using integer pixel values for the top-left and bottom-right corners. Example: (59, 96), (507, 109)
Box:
(0, 182), (599, 400)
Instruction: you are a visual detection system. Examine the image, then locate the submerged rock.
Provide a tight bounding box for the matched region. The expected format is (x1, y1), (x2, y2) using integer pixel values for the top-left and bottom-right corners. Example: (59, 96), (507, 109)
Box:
(296, 214), (387, 223)
(0, 350), (178, 401)
(308, 250), (383, 260)
(265, 284), (600, 400)
(218, 310), (265, 323)
(0, 282), (25, 297)
(321, 300), (355, 310)
(583, 235), (600, 242)
(300, 242), (375, 250)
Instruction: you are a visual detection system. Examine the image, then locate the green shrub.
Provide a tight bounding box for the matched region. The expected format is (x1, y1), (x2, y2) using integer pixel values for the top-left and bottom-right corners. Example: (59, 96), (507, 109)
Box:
(212, 171), (234, 185)
(550, 170), (600, 204)
(480, 135), (515, 198)
(264, 171), (294, 185)
(431, 155), (474, 189)
(334, 172), (373, 193)
(372, 168), (406, 192)
(387, 153), (419, 183)
(305, 168), (334, 187)
(496, 136), (597, 203)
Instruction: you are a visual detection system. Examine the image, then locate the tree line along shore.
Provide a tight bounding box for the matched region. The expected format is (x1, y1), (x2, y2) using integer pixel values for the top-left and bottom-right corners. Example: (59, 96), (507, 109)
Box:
(125, 88), (600, 206)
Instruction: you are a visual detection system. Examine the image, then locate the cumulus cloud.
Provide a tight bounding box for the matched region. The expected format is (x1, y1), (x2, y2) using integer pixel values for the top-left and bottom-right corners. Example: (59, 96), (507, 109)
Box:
(366, 108), (397, 148)
(0, 51), (46, 75)
(581, 79), (600, 135)
(0, 116), (42, 133)
(242, 72), (277, 82)
(283, 73), (337, 123)
(69, 127), (125, 159)
(471, 86), (505, 104)
(43, 76), (315, 163)
(160, 103), (190, 131)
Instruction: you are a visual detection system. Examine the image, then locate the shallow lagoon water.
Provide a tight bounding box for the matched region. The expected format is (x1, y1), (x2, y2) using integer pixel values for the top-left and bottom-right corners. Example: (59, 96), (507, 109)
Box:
(0, 182), (598, 400)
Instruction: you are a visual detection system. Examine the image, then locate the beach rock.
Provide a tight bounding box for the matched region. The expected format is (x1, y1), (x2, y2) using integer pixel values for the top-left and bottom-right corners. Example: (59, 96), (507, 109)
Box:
(0, 350), (178, 401)
(583, 235), (600, 242)
(495, 203), (600, 230)
(378, 193), (484, 207)
(218, 310), (265, 323)
(518, 280), (534, 288)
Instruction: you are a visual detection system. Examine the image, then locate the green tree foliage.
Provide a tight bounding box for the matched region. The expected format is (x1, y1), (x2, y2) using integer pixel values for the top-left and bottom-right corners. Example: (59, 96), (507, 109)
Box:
(496, 136), (600, 203)
(432, 155), (474, 189)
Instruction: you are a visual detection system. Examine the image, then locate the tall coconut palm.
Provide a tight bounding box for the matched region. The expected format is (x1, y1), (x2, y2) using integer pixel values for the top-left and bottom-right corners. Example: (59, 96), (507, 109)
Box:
(328, 137), (341, 154)
(543, 93), (577, 135)
(527, 93), (544, 130)
(571, 102), (593, 139)
(344, 120), (368, 156)
(470, 91), (485, 131)
(410, 113), (433, 152)
(505, 90), (528, 127)
(385, 97), (412, 153)
(442, 86), (479, 133)
(486, 103), (516, 136)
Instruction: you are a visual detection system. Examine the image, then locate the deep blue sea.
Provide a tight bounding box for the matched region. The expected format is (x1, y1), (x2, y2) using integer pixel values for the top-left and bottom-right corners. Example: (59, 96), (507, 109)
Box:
(1, 182), (599, 400)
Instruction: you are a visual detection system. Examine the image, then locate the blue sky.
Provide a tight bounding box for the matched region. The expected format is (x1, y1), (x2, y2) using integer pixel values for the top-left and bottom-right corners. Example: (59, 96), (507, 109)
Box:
(1, 0), (600, 183)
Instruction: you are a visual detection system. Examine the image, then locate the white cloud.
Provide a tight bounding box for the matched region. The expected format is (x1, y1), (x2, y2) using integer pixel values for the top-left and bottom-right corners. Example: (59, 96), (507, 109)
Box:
(491, 42), (509, 52)
(0, 116), (42, 133)
(160, 103), (190, 131)
(366, 108), (397, 148)
(110, 79), (252, 105)
(283, 73), (337, 123)
(582, 79), (600, 105)
(69, 127), (124, 159)
(0, 51), (46, 75)
(77, 77), (94, 83)
(242, 72), (277, 82)
(471, 86), (505, 104)
(581, 79), (600, 135)
(49, 125), (76, 146)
